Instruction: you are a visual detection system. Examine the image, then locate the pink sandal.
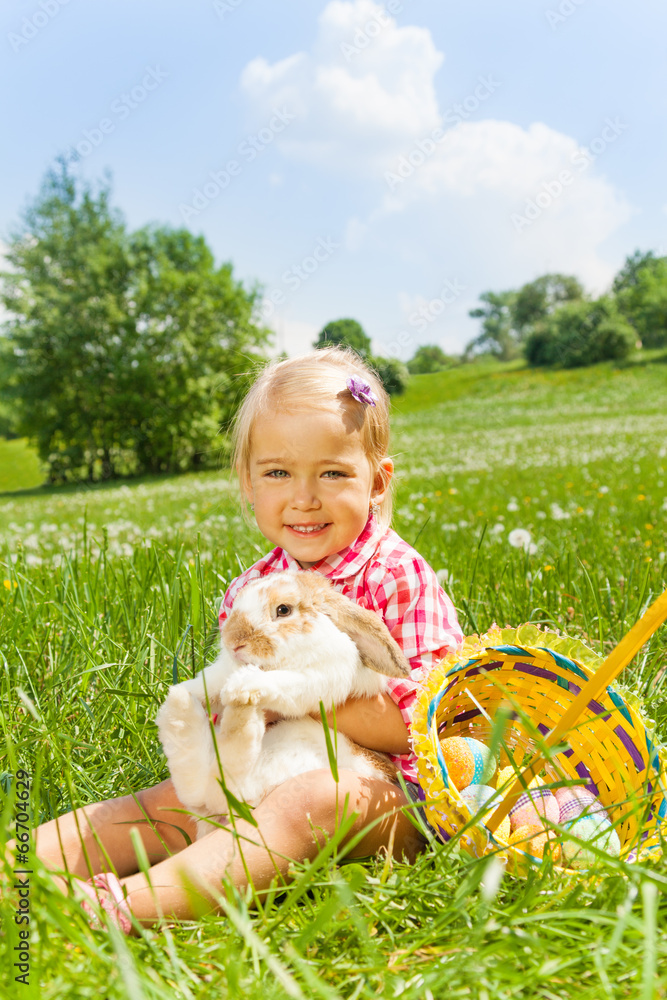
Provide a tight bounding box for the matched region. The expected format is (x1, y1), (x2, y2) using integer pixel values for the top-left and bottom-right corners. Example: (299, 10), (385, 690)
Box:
(77, 872), (133, 935)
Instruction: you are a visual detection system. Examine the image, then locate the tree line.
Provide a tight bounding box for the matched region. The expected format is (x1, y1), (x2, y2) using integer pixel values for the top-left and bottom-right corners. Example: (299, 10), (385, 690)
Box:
(1, 161), (663, 484)
(462, 257), (667, 367)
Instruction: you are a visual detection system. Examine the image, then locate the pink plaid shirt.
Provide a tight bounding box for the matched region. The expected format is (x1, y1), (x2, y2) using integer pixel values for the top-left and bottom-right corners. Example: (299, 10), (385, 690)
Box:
(219, 515), (463, 781)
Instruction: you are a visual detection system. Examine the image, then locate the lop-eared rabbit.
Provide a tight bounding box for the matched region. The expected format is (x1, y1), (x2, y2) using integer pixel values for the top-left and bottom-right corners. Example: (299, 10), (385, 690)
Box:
(156, 571), (410, 837)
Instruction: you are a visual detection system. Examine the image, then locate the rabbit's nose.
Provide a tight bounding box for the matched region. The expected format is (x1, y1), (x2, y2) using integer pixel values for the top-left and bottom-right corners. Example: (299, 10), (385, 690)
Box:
(233, 644), (246, 654)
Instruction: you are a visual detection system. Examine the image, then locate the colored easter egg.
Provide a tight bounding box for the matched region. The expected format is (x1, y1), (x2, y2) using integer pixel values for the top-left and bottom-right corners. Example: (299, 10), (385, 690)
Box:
(509, 786), (559, 831)
(439, 736), (496, 789)
(561, 813), (621, 869)
(509, 823), (561, 862)
(459, 783), (496, 813)
(554, 785), (606, 824)
(459, 784), (511, 841)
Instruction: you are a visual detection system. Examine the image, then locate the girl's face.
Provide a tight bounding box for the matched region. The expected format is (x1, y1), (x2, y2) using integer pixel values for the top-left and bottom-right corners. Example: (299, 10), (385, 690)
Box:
(243, 407), (393, 568)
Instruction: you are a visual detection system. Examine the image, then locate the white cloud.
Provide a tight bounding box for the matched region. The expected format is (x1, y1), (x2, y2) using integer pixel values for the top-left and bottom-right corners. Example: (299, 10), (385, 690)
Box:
(239, 0), (634, 350)
(378, 118), (633, 290)
(240, 0), (442, 170)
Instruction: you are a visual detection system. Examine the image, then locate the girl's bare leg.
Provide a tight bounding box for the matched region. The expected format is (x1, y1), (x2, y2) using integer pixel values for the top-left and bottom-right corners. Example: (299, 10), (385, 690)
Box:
(121, 769), (423, 925)
(35, 770), (423, 926)
(33, 779), (196, 879)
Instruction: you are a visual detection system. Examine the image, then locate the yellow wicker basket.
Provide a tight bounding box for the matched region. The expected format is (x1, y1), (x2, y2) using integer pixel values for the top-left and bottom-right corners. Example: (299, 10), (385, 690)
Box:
(412, 621), (667, 874)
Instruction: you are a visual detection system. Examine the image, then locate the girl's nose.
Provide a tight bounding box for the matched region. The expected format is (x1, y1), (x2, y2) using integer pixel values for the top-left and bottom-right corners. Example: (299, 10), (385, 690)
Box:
(290, 482), (321, 509)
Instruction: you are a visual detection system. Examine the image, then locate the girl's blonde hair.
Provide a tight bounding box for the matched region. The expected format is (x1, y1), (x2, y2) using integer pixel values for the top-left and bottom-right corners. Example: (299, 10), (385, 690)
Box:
(231, 346), (393, 528)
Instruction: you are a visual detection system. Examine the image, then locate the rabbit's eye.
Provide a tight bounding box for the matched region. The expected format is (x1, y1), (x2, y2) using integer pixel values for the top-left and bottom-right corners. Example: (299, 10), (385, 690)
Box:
(275, 604), (292, 618)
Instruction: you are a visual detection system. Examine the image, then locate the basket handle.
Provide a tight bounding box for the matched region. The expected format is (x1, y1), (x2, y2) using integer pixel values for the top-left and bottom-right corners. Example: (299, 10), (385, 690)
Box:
(486, 587), (667, 835)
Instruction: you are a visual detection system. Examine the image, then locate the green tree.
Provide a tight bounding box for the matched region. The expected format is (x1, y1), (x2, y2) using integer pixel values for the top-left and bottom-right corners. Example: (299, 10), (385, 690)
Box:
(524, 297), (635, 368)
(513, 273), (584, 338)
(612, 249), (658, 294)
(465, 290), (518, 360)
(370, 355), (409, 396)
(314, 318), (371, 357)
(407, 344), (453, 374)
(313, 318), (407, 395)
(613, 251), (667, 348)
(0, 160), (268, 482)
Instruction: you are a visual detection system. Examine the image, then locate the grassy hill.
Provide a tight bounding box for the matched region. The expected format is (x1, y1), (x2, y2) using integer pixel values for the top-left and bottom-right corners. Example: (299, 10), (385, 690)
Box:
(0, 437), (44, 492)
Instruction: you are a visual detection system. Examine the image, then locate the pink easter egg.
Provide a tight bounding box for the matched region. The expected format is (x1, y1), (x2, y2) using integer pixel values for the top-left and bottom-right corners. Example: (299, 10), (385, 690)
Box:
(509, 787), (559, 831)
(554, 785), (606, 824)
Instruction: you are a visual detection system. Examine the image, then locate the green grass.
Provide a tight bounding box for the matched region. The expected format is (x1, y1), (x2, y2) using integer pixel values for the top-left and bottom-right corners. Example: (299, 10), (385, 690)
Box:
(1, 358), (667, 999)
(0, 438), (44, 492)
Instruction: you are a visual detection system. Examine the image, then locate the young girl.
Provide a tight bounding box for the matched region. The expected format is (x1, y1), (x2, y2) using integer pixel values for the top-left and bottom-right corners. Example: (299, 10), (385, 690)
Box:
(31, 346), (463, 931)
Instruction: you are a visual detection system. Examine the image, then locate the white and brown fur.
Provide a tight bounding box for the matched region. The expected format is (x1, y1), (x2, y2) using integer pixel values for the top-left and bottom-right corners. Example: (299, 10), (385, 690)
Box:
(156, 571), (410, 837)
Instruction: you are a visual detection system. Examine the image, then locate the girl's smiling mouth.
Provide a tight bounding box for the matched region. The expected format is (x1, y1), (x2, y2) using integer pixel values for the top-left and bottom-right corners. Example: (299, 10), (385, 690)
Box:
(286, 523), (330, 534)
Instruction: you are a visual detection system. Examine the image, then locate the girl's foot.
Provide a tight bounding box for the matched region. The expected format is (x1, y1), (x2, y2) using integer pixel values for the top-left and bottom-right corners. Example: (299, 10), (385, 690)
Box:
(76, 872), (133, 935)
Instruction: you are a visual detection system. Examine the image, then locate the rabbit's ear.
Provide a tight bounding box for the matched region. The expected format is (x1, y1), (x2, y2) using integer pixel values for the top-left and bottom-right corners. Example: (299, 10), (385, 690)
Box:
(318, 588), (411, 679)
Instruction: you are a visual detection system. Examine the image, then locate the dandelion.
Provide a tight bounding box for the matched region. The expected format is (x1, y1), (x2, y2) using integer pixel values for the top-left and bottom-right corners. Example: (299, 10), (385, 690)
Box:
(436, 568), (452, 587)
(508, 528), (533, 552)
(507, 500), (519, 512)
(598, 486), (609, 494)
(491, 523), (505, 535)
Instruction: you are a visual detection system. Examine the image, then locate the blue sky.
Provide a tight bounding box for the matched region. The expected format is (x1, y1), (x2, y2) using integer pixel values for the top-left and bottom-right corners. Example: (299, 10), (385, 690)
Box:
(2, 0), (666, 357)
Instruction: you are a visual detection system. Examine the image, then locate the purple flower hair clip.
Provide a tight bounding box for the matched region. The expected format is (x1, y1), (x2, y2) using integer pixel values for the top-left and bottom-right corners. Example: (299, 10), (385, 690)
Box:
(346, 376), (377, 407)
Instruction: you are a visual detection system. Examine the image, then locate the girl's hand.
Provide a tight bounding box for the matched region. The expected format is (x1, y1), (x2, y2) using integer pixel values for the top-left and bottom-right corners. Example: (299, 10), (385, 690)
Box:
(264, 710), (283, 725)
(312, 693), (410, 755)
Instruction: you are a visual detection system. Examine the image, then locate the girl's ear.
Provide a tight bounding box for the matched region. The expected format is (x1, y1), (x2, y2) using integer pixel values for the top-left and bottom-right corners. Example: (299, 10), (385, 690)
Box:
(238, 465), (254, 507)
(372, 457), (394, 502)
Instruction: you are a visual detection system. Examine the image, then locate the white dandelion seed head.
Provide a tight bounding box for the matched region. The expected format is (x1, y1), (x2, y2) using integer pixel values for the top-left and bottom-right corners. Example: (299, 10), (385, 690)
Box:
(508, 528), (533, 552)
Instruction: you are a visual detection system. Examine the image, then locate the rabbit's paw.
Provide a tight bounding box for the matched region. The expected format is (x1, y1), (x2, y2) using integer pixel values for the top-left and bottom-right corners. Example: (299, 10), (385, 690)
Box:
(221, 667), (266, 708)
(158, 685), (207, 733)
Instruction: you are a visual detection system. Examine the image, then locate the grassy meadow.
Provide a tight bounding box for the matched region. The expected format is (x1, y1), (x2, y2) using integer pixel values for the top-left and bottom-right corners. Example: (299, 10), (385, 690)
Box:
(1, 356), (667, 999)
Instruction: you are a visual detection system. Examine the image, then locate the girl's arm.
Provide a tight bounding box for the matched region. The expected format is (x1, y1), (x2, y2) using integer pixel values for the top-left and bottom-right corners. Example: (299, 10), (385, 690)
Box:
(317, 693), (410, 755)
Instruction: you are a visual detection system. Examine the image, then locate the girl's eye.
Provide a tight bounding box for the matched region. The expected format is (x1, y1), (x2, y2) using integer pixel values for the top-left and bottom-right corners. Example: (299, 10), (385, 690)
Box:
(275, 604), (292, 618)
(322, 470), (346, 479)
(266, 470), (288, 478)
